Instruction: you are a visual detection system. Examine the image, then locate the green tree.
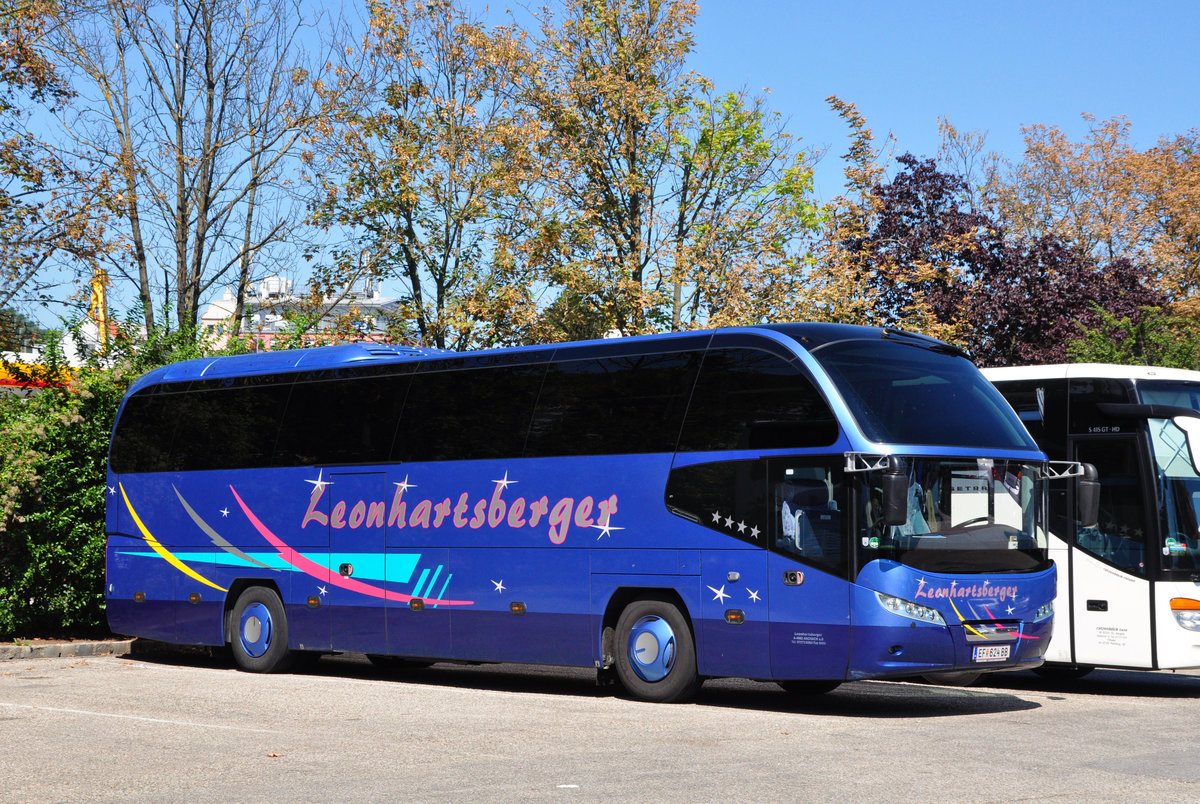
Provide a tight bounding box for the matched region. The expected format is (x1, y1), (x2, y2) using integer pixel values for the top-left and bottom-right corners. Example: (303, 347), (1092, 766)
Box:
(519, 0), (700, 336)
(307, 0), (539, 350)
(1068, 305), (1200, 370)
(796, 96), (891, 325)
(46, 0), (345, 334)
(665, 89), (820, 329)
(0, 0), (112, 327)
(519, 0), (818, 337)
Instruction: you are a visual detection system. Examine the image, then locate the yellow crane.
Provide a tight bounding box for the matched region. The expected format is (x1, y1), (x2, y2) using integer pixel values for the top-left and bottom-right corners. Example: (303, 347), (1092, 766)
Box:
(87, 268), (110, 351)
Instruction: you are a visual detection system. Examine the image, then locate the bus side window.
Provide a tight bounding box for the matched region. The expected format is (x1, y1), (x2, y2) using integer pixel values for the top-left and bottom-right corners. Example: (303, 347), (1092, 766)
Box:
(527, 352), (700, 457)
(399, 364), (544, 462)
(665, 459), (767, 548)
(677, 348), (838, 452)
(1075, 437), (1148, 576)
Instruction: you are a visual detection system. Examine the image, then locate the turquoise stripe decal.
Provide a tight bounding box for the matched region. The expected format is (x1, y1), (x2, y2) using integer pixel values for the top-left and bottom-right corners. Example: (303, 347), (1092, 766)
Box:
(118, 551), (421, 583)
(412, 568), (430, 597)
(423, 566), (444, 599)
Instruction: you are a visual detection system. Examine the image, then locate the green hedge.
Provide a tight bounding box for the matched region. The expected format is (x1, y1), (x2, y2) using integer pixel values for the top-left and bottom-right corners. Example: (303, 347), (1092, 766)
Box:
(0, 370), (125, 639)
(0, 324), (225, 640)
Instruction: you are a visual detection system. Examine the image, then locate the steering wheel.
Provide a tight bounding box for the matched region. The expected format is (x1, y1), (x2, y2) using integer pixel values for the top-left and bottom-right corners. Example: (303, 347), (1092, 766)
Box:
(950, 516), (992, 529)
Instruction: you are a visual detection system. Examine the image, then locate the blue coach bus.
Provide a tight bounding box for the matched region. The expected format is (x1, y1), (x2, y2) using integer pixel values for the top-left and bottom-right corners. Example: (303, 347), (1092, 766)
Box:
(105, 324), (1076, 702)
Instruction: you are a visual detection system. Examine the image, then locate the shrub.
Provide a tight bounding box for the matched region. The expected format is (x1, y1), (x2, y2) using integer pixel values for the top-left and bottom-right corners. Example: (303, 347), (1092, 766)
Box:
(0, 369), (124, 638)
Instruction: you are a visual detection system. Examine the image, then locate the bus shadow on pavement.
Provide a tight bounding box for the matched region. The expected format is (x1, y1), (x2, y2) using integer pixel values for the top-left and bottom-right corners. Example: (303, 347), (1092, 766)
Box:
(128, 646), (1044, 717)
(967, 667), (1200, 699)
(318, 653), (1041, 718)
(694, 678), (1040, 719)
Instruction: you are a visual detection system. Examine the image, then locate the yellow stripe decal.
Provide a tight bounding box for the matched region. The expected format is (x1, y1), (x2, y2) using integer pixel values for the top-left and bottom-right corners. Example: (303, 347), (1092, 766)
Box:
(949, 598), (985, 638)
(120, 483), (226, 592)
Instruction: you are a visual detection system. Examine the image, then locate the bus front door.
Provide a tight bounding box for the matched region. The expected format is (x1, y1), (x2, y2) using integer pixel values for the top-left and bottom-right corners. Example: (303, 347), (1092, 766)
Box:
(765, 462), (851, 681)
(1070, 437), (1155, 668)
(767, 553), (850, 680)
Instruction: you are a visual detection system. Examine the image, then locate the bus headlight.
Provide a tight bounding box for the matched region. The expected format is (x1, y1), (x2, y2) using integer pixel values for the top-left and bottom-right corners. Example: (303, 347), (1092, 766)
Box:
(1170, 598), (1200, 631)
(1034, 601), (1053, 623)
(875, 592), (946, 625)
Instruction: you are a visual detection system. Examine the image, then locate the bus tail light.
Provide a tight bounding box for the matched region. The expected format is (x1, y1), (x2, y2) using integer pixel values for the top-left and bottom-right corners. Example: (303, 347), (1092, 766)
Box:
(1170, 598), (1200, 631)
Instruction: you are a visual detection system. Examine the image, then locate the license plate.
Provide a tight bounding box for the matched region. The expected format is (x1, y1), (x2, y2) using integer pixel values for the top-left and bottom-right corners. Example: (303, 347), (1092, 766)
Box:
(972, 644), (1011, 663)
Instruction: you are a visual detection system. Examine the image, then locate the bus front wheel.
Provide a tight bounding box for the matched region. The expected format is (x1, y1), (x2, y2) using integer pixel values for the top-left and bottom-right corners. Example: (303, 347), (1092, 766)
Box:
(614, 599), (701, 703)
(229, 586), (295, 673)
(921, 670), (981, 686)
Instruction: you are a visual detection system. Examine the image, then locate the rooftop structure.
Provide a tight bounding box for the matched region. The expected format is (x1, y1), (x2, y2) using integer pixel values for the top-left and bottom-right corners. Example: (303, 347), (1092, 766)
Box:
(200, 276), (408, 350)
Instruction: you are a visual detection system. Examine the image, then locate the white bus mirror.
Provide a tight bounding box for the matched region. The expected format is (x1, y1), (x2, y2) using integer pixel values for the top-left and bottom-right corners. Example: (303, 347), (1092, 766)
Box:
(1172, 416), (1200, 476)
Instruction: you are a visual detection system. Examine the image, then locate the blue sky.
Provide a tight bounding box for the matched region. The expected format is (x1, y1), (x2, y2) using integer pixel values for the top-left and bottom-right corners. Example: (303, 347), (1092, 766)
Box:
(688, 1), (1200, 198)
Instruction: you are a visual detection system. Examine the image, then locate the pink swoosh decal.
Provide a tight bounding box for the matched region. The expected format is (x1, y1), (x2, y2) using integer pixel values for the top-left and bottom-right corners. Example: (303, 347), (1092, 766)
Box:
(230, 486), (473, 606)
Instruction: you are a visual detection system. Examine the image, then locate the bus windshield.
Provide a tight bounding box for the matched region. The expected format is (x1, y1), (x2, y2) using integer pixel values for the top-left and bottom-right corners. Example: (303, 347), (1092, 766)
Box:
(1140, 381), (1200, 572)
(856, 457), (1051, 574)
(807, 338), (1036, 450)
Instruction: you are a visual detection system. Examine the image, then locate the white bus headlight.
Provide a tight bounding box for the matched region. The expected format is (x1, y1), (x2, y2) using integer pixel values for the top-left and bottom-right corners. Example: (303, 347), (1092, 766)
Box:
(1034, 601), (1053, 623)
(876, 592), (946, 625)
(1170, 598), (1200, 631)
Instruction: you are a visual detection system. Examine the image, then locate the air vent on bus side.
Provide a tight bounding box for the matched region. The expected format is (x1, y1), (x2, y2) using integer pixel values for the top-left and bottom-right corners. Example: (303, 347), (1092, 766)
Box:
(362, 345), (432, 358)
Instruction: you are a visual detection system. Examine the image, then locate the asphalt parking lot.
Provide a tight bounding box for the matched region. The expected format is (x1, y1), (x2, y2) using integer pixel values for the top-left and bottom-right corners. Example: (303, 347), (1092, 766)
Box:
(3, 650), (1199, 802)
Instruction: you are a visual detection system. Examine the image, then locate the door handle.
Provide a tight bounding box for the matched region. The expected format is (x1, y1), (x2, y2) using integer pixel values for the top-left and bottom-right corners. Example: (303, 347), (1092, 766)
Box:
(1086, 599), (1108, 612)
(783, 570), (805, 586)
(339, 563), (354, 578)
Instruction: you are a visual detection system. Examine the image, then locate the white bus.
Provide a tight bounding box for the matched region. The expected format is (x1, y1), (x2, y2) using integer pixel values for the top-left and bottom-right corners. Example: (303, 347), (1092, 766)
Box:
(983, 364), (1200, 678)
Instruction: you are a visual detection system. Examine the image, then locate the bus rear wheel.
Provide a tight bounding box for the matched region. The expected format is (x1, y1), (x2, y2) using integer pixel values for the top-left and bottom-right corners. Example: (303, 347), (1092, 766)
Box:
(614, 599), (701, 703)
(229, 586), (295, 673)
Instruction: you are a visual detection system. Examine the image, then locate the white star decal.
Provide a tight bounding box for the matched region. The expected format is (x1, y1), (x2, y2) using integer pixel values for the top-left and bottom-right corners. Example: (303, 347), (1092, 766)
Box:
(317, 585), (327, 597)
(749, 525), (760, 540)
(711, 511), (722, 524)
(393, 475), (417, 493)
(708, 584), (730, 604)
(747, 588), (761, 603)
(219, 507), (230, 517)
(737, 520), (747, 534)
(492, 471), (517, 490)
(724, 515), (734, 528)
(592, 521), (625, 540)
(107, 486), (116, 496)
(1006, 606), (1015, 615)
(305, 469), (333, 491)
(492, 579), (506, 593)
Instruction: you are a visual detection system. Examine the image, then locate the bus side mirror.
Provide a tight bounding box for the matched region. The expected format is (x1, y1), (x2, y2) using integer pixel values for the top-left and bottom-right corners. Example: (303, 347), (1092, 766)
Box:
(1172, 416), (1200, 476)
(1077, 463), (1100, 530)
(882, 457), (908, 527)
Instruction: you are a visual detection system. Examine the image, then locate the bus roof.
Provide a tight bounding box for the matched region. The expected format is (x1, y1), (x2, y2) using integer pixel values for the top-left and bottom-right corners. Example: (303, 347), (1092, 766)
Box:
(129, 323), (958, 393)
(982, 363), (1200, 384)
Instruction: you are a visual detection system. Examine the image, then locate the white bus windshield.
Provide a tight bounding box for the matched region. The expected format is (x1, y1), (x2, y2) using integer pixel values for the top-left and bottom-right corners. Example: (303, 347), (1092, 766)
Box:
(1140, 381), (1200, 572)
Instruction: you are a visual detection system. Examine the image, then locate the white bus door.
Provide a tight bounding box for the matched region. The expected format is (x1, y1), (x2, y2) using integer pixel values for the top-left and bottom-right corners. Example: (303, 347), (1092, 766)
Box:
(1069, 437), (1154, 668)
